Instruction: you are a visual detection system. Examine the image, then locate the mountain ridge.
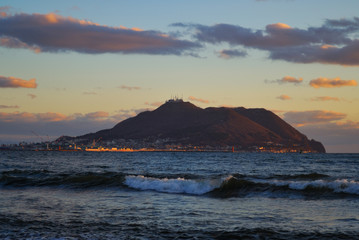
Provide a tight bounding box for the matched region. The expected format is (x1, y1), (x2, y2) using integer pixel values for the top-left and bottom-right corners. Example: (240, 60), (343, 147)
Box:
(71, 100), (325, 153)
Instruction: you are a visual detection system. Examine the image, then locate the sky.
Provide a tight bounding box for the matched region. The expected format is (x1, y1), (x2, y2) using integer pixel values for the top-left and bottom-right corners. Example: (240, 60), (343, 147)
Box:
(0, 0), (358, 153)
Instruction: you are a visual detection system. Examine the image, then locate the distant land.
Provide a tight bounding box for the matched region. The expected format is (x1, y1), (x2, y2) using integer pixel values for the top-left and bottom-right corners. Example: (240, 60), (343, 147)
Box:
(58, 99), (325, 153)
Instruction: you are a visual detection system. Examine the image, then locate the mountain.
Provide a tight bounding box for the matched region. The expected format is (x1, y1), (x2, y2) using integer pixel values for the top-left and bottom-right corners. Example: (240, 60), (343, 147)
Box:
(72, 100), (325, 152)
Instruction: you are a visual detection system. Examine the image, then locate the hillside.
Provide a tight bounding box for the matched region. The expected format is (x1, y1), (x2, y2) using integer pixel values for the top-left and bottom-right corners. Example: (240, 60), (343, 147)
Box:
(73, 100), (325, 152)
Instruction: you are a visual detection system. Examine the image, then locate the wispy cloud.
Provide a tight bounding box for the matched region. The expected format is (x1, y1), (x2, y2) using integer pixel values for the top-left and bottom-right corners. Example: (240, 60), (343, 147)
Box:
(145, 101), (163, 107)
(279, 76), (303, 84)
(0, 75), (37, 88)
(0, 12), (200, 55)
(0, 105), (19, 109)
(311, 96), (340, 102)
(83, 91), (97, 95)
(217, 49), (247, 59)
(277, 95), (291, 100)
(174, 17), (359, 65)
(309, 77), (357, 88)
(188, 96), (210, 104)
(28, 94), (37, 99)
(119, 85), (142, 91)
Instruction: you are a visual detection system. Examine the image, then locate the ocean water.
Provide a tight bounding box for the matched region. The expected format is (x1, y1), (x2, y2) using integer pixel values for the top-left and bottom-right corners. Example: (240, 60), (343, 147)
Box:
(0, 151), (359, 239)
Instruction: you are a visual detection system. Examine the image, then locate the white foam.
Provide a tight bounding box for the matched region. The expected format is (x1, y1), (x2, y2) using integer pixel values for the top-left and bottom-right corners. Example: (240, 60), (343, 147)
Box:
(124, 175), (217, 195)
(267, 179), (359, 195)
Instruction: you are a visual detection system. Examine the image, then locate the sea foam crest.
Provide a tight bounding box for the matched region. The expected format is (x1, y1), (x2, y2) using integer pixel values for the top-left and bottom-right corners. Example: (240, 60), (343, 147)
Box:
(124, 175), (217, 195)
(270, 179), (359, 195)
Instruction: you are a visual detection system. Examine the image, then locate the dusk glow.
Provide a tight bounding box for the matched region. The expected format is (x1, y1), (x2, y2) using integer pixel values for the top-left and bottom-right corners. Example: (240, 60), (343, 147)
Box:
(0, 0), (358, 152)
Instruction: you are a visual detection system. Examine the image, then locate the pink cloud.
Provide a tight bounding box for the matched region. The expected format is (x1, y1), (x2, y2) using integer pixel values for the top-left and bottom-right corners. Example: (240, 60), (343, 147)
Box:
(310, 77), (357, 88)
(0, 36), (41, 53)
(188, 96), (210, 104)
(0, 75), (37, 88)
(0, 12), (200, 55)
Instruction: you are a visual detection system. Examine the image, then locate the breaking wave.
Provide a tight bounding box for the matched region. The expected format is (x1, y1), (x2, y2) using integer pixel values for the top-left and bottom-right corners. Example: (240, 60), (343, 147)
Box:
(1, 169), (359, 198)
(124, 175), (218, 195)
(214, 175), (359, 198)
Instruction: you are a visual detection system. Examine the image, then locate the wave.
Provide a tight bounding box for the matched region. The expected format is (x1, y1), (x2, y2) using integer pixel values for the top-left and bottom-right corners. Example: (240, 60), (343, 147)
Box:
(2, 169), (359, 198)
(124, 175), (218, 195)
(0, 169), (126, 188)
(214, 176), (359, 198)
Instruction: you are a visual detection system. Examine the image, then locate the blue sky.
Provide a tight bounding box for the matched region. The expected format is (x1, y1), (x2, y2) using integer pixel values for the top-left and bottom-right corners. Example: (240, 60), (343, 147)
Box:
(0, 0), (359, 152)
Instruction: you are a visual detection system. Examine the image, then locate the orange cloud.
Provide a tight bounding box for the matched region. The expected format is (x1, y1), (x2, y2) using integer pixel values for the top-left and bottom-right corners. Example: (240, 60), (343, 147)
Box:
(311, 96), (340, 101)
(0, 112), (68, 122)
(310, 77), (357, 88)
(266, 22), (292, 30)
(0, 75), (37, 88)
(188, 96), (210, 104)
(283, 110), (346, 127)
(280, 76), (303, 84)
(277, 95), (291, 100)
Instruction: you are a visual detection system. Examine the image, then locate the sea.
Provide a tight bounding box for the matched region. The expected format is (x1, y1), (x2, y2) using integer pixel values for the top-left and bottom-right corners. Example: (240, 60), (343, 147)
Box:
(0, 151), (359, 240)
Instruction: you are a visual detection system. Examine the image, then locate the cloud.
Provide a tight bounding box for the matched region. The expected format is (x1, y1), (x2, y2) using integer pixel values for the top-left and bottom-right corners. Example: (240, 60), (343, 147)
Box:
(0, 105), (19, 109)
(174, 18), (359, 65)
(279, 76), (303, 84)
(311, 96), (340, 101)
(145, 101), (163, 107)
(277, 94), (291, 100)
(0, 75), (37, 88)
(0, 36), (42, 53)
(217, 49), (247, 59)
(0, 6), (10, 17)
(297, 121), (359, 153)
(119, 85), (141, 91)
(309, 77), (357, 88)
(28, 94), (37, 99)
(83, 91), (97, 95)
(0, 109), (139, 143)
(283, 110), (346, 127)
(0, 12), (200, 55)
(85, 111), (109, 120)
(0, 111), (69, 122)
(188, 96), (210, 104)
(268, 42), (359, 66)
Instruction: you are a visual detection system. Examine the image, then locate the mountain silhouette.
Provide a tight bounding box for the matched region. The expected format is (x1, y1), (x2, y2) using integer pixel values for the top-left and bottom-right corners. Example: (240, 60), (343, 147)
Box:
(74, 100), (325, 152)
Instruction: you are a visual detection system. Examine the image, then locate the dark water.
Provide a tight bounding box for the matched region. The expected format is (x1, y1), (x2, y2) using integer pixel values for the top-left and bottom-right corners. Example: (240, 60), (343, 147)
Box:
(1, 151), (359, 239)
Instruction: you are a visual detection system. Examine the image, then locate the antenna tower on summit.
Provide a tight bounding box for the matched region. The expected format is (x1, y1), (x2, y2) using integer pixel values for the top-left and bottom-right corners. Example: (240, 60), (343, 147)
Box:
(166, 94), (183, 103)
